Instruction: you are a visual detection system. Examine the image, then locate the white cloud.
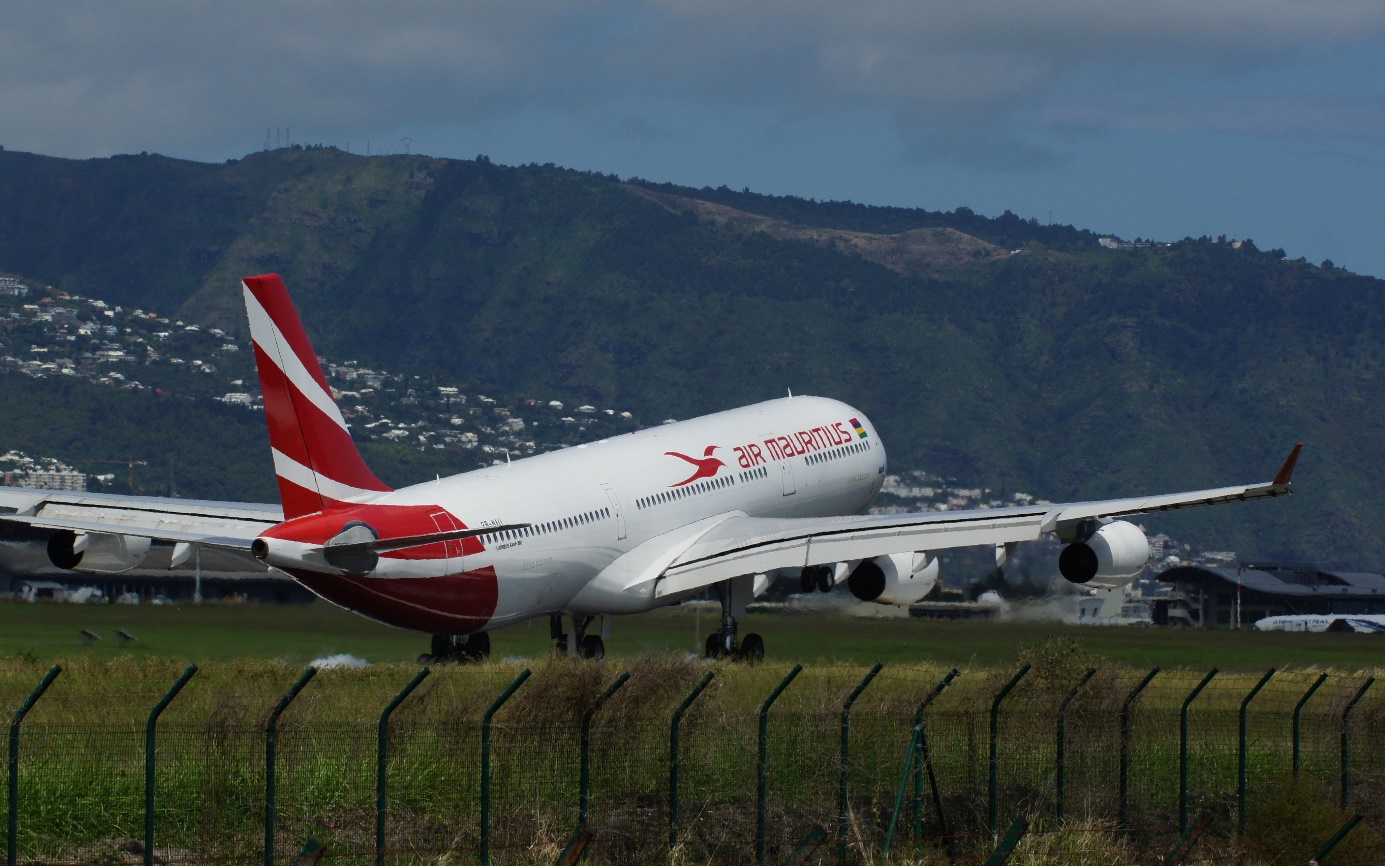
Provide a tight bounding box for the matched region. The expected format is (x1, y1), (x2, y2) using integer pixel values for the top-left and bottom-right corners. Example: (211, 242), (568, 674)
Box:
(1, 0), (1382, 163)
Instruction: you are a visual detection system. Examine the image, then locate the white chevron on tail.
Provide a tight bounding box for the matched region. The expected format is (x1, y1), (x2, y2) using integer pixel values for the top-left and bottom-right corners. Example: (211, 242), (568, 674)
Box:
(242, 274), (391, 518)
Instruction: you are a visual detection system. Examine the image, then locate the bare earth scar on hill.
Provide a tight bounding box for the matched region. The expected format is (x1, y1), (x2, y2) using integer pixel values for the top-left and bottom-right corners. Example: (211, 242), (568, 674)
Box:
(630, 186), (1007, 276)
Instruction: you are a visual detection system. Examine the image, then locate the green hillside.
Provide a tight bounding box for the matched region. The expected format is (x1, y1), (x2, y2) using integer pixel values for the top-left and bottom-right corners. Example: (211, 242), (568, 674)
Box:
(0, 147), (1380, 566)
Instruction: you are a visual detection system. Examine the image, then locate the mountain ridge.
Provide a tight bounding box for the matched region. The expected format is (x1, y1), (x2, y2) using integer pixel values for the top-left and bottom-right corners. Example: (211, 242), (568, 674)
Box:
(0, 146), (1380, 567)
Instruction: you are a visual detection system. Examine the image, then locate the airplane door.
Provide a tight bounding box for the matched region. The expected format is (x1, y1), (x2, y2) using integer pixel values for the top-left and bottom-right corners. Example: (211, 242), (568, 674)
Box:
(429, 510), (464, 573)
(781, 462), (796, 496)
(602, 486), (627, 540)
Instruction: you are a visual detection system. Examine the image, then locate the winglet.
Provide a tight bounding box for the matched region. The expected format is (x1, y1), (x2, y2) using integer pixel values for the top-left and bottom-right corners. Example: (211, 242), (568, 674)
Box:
(1272, 442), (1303, 487)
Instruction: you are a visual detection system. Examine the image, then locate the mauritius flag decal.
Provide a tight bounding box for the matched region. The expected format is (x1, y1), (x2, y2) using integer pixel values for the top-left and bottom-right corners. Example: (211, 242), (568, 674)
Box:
(850, 418), (868, 439)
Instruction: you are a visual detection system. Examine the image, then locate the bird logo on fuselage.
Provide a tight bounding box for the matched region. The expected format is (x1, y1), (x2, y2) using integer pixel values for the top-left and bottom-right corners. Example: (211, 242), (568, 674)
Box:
(666, 446), (724, 487)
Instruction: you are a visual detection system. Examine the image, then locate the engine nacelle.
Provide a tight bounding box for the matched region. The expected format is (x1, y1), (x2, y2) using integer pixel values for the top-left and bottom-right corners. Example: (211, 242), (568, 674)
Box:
(47, 530), (151, 574)
(847, 552), (939, 606)
(1058, 520), (1149, 584)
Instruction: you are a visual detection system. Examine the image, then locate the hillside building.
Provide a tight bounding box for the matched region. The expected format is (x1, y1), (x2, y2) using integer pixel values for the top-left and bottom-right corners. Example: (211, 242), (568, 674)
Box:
(2, 469), (87, 492)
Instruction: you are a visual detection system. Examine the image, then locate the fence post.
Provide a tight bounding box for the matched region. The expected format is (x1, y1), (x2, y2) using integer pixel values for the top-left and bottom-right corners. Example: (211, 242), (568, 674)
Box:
(982, 816), (1028, 866)
(1292, 673), (1327, 777)
(882, 668), (961, 855)
(1340, 677), (1373, 810)
(780, 825), (827, 866)
(669, 671), (714, 852)
(1236, 668), (1273, 834)
(1055, 667), (1097, 823)
(883, 727), (921, 859)
(481, 668), (531, 866)
(1161, 810), (1212, 866)
(914, 669), (959, 850)
(1179, 669), (1217, 834)
(7, 664), (60, 866)
(265, 666), (317, 866)
(553, 826), (592, 866)
(838, 663), (882, 866)
(146, 665), (197, 866)
(1312, 814), (1363, 864)
(1119, 667), (1159, 826)
(988, 664), (1030, 836)
(757, 664), (803, 865)
(376, 668), (429, 866)
(579, 671), (629, 827)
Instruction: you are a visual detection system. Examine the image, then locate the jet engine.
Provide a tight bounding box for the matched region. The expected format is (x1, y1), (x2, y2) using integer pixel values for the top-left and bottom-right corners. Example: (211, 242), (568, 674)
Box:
(47, 530), (151, 574)
(847, 552), (938, 606)
(1058, 520), (1149, 584)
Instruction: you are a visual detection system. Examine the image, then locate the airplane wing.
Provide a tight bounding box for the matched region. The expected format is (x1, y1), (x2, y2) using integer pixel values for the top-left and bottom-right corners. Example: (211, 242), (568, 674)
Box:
(0, 487), (281, 549)
(654, 445), (1300, 598)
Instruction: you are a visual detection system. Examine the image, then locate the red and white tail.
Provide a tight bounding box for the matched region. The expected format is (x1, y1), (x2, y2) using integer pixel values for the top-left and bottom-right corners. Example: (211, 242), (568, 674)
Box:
(242, 274), (391, 519)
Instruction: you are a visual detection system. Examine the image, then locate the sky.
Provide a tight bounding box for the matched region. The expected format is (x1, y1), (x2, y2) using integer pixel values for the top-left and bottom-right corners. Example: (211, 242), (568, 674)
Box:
(3, 1), (1384, 276)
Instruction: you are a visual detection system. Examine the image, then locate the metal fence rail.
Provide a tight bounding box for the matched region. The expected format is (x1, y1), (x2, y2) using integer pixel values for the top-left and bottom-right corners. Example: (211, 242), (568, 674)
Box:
(1, 660), (1382, 865)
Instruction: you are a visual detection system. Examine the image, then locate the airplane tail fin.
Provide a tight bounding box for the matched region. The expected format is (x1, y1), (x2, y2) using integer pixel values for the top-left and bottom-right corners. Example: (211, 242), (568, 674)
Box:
(242, 274), (391, 519)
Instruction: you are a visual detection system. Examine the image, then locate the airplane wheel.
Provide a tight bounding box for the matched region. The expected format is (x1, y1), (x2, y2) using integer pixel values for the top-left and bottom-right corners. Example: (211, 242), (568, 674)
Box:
(739, 633), (765, 662)
(704, 633), (723, 659)
(465, 633), (491, 661)
(416, 654), (434, 665)
(579, 635), (605, 660)
(800, 570), (815, 593)
(817, 569), (835, 593)
(430, 634), (450, 657)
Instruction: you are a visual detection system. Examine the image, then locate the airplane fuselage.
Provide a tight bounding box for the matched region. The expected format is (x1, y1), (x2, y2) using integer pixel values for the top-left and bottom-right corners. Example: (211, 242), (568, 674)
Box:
(261, 396), (885, 633)
(0, 273), (1298, 663)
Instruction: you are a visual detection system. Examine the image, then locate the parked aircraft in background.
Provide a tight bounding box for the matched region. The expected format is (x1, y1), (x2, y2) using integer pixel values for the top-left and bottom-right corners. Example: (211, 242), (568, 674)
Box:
(0, 275), (1303, 661)
(1255, 614), (1385, 634)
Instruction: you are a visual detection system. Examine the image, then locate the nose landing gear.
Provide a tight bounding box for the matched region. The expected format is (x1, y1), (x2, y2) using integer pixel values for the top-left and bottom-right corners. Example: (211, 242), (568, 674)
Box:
(418, 632), (490, 664)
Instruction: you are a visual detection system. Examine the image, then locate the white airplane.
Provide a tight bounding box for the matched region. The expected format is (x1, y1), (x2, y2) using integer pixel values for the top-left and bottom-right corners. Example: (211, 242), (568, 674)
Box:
(1255, 614), (1385, 634)
(0, 275), (1303, 661)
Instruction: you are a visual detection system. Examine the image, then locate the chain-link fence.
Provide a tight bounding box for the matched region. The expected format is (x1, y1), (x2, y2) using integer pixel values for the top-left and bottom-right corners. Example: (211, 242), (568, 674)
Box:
(3, 657), (1383, 865)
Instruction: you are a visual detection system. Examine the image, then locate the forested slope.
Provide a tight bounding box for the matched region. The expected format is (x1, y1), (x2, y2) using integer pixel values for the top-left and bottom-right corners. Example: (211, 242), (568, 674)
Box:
(0, 147), (1379, 565)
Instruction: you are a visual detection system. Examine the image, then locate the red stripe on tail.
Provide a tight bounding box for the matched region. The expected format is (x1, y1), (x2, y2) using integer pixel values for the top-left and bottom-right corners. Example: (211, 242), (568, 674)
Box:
(245, 276), (333, 395)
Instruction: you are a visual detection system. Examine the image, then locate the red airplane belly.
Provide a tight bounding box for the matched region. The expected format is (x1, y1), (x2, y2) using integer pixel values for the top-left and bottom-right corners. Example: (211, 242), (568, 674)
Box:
(284, 566), (499, 634)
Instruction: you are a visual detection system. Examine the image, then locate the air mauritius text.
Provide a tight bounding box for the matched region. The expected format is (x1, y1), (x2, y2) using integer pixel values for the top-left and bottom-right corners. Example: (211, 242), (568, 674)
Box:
(732, 419), (862, 468)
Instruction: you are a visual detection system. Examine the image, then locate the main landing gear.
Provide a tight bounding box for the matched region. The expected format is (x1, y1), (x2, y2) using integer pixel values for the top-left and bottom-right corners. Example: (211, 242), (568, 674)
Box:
(703, 580), (765, 662)
(418, 632), (491, 664)
(800, 565), (835, 593)
(551, 614), (605, 660)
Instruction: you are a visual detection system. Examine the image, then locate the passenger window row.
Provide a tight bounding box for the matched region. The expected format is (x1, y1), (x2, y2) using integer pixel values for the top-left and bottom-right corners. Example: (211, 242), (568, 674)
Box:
(480, 507), (611, 544)
(738, 466), (768, 482)
(807, 440), (869, 466)
(636, 473), (738, 511)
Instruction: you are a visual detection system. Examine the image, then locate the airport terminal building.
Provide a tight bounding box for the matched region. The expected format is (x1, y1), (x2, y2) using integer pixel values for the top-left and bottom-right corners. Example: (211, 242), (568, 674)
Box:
(1154, 562), (1385, 627)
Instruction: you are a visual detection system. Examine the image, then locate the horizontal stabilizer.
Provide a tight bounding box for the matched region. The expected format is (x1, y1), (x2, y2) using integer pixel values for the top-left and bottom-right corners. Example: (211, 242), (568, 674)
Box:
(318, 523), (533, 557)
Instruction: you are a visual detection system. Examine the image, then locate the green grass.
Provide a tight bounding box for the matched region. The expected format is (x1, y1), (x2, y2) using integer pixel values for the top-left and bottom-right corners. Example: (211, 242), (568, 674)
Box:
(0, 604), (1382, 865)
(1, 599), (1382, 672)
